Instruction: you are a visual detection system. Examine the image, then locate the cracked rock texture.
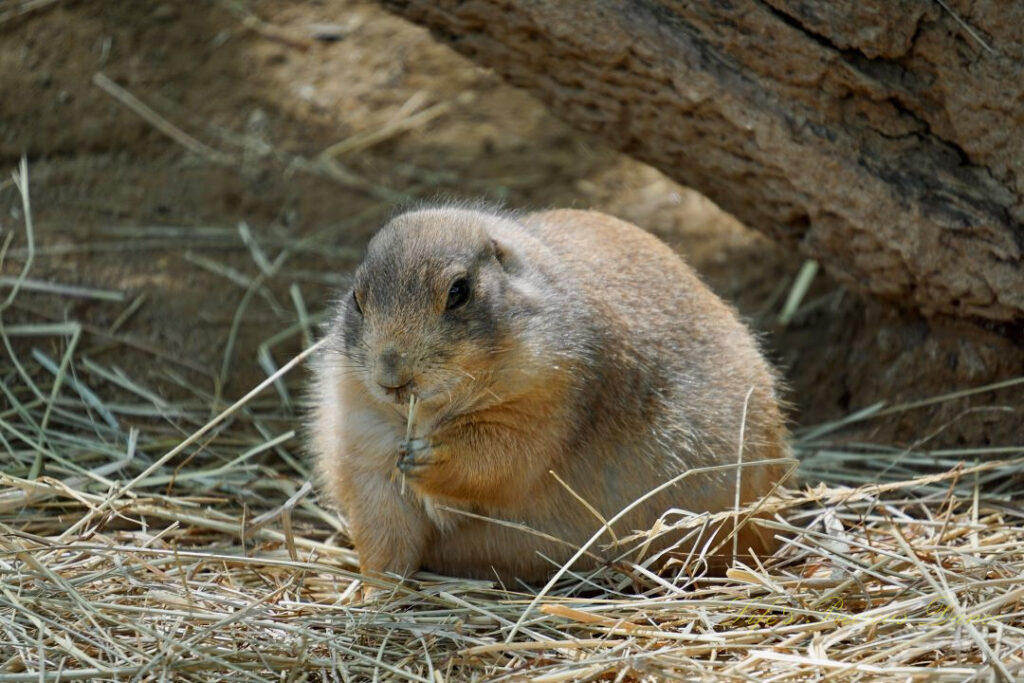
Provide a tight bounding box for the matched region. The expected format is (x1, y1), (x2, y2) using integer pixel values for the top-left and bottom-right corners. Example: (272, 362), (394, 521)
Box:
(380, 0), (1023, 324)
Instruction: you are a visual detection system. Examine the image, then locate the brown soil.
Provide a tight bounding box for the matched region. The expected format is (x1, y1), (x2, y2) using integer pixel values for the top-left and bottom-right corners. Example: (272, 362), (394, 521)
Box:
(1, 0), (1020, 457)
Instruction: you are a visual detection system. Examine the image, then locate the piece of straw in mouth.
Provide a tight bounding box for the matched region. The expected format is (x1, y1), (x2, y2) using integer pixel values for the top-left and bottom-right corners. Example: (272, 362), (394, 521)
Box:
(401, 393), (417, 495)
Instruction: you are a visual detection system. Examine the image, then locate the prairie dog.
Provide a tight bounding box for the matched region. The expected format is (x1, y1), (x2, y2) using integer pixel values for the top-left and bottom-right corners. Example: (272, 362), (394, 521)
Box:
(310, 206), (789, 583)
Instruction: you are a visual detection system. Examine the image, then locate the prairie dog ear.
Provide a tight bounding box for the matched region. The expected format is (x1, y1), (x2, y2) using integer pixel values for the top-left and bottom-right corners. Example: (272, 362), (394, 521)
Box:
(491, 237), (523, 273)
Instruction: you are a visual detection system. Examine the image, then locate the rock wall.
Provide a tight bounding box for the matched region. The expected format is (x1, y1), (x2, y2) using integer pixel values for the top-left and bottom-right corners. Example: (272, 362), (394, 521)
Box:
(381, 0), (1024, 324)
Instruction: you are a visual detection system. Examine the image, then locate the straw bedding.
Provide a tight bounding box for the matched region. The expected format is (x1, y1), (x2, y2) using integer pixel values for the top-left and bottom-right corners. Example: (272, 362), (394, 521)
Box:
(1, 162), (1021, 681)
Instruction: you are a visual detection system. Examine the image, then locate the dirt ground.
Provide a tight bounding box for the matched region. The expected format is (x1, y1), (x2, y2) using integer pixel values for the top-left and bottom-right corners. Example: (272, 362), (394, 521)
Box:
(1, 0), (1020, 454)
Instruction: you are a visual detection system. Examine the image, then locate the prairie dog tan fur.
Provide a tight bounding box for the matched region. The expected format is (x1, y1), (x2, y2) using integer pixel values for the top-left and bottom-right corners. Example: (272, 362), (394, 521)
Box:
(310, 206), (789, 582)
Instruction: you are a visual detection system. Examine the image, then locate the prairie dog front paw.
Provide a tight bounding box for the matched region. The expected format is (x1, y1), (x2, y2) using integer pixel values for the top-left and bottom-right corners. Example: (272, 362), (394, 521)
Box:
(397, 437), (442, 479)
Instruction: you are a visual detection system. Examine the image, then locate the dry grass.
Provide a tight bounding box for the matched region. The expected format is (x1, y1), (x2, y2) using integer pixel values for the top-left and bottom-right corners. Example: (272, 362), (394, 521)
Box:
(1, 159), (1023, 682)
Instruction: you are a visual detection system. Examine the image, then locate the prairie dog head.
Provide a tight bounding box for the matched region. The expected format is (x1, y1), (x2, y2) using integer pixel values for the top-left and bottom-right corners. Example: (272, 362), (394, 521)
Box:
(337, 208), (531, 410)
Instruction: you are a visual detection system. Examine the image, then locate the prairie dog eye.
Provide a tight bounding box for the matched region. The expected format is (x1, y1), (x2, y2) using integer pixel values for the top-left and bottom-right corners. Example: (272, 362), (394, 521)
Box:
(446, 277), (470, 310)
(352, 290), (363, 316)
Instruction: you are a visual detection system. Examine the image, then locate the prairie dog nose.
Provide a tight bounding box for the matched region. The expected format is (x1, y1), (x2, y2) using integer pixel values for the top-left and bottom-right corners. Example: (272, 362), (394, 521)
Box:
(375, 347), (413, 389)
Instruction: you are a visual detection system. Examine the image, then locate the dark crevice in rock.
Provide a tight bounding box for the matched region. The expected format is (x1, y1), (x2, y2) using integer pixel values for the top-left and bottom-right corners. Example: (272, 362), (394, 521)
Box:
(757, 0), (845, 55)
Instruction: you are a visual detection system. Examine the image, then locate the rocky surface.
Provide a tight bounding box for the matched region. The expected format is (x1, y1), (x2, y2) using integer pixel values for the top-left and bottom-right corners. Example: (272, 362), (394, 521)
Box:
(381, 0), (1024, 324)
